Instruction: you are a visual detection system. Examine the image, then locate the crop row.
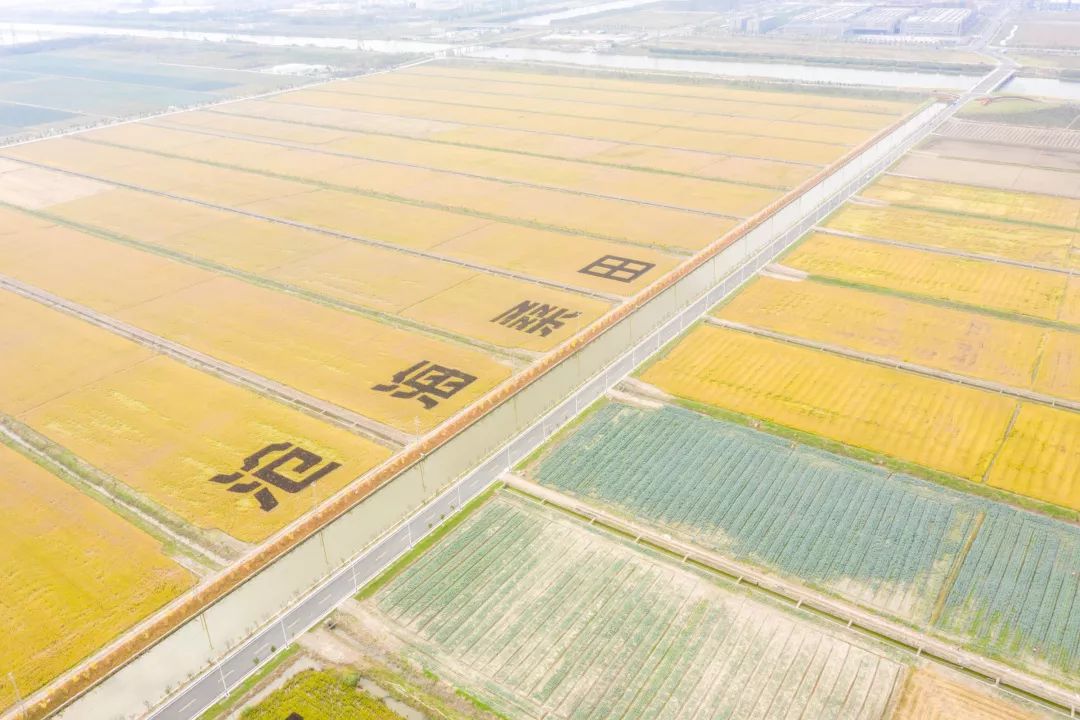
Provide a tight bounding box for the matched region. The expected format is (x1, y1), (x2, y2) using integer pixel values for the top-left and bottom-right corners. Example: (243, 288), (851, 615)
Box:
(377, 495), (902, 720)
(535, 402), (1080, 680)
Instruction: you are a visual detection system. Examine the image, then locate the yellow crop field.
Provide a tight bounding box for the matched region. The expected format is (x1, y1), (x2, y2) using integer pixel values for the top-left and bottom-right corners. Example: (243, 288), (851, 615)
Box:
(399, 64), (917, 117)
(401, 174), (734, 251)
(0, 225), (209, 313)
(0, 162), (110, 210)
(862, 175), (1080, 229)
(0, 291), (154, 415)
(7, 140), (311, 207)
(112, 276), (511, 431)
(1063, 277), (1080, 325)
(0, 290), (391, 541)
(22, 356), (393, 542)
(433, 223), (677, 296)
(783, 233), (1068, 321)
(363, 71), (898, 130)
(717, 276), (1044, 388)
(824, 204), (1077, 268)
(1034, 332), (1080, 402)
(243, 189), (491, 251)
(631, 126), (846, 165)
(0, 203), (55, 235)
(50, 187), (224, 241)
(320, 131), (780, 215)
(641, 325), (1016, 480)
(403, 273), (611, 352)
(3, 136), (152, 173)
(97, 123), (737, 249)
(163, 110), (353, 145)
(2, 208), (602, 352)
(0, 444), (193, 708)
(986, 403), (1080, 511)
(893, 669), (1045, 720)
(333, 80), (871, 145)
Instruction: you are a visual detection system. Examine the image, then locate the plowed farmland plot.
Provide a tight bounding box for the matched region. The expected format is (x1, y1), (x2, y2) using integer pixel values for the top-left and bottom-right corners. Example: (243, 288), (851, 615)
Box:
(892, 669), (1054, 720)
(532, 402), (1080, 685)
(640, 324), (1016, 482)
(374, 493), (905, 720)
(0, 290), (390, 542)
(0, 442), (192, 708)
(782, 233), (1069, 322)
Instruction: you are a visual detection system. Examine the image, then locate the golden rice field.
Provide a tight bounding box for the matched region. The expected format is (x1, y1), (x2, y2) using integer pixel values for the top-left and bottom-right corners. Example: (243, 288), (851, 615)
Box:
(640, 325), (1016, 481)
(74, 126), (738, 250)
(824, 204), (1078, 269)
(986, 403), (1080, 511)
(23, 355), (392, 542)
(6, 198), (604, 352)
(112, 276), (512, 429)
(329, 78), (872, 145)
(428, 222), (677, 294)
(271, 90), (853, 166)
(0, 291), (390, 542)
(212, 101), (820, 188)
(0, 224), (512, 427)
(892, 669), (1048, 720)
(0, 443), (193, 709)
(862, 175), (1080, 230)
(717, 276), (1044, 389)
(1064, 277), (1080, 325)
(0, 290), (155, 416)
(401, 63), (918, 118)
(783, 233), (1068, 321)
(1034, 332), (1080, 402)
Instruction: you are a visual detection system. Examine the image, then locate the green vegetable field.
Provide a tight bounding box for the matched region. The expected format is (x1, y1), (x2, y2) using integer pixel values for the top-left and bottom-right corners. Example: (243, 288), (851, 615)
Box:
(532, 403), (1080, 685)
(376, 494), (903, 720)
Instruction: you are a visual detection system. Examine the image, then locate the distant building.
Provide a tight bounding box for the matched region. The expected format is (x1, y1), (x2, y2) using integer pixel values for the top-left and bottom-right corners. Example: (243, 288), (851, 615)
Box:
(849, 6), (914, 33)
(901, 7), (975, 35)
(783, 5), (869, 36)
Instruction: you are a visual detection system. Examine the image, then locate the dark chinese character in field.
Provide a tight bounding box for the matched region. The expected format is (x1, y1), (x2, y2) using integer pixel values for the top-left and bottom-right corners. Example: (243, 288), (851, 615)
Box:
(491, 300), (581, 337)
(286, 714), (303, 720)
(372, 360), (477, 410)
(579, 255), (656, 283)
(209, 443), (341, 512)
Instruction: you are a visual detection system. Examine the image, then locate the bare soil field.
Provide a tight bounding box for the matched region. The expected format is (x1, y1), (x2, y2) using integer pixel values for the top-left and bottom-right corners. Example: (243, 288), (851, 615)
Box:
(918, 137), (1080, 173)
(891, 155), (1080, 198)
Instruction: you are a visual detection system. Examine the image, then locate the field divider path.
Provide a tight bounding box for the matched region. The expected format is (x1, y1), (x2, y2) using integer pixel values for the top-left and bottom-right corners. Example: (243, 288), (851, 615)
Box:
(0, 155), (625, 303)
(814, 227), (1080, 276)
(503, 475), (1080, 717)
(201, 107), (797, 190)
(137, 119), (751, 220)
(250, 99), (826, 169)
(0, 274), (413, 448)
(705, 317), (1080, 412)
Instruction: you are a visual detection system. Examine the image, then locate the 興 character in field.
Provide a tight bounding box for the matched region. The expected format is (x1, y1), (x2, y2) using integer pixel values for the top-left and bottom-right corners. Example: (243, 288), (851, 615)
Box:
(372, 360), (477, 410)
